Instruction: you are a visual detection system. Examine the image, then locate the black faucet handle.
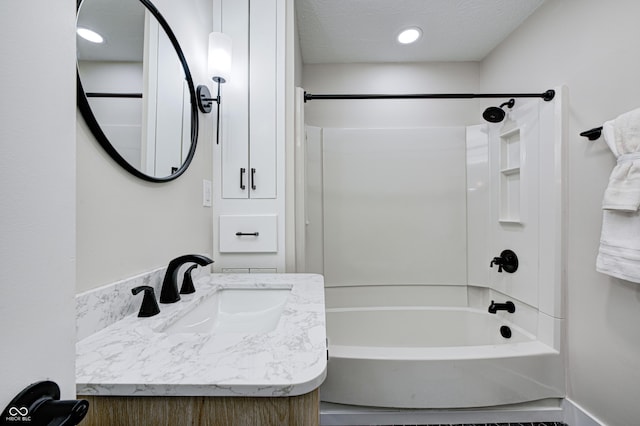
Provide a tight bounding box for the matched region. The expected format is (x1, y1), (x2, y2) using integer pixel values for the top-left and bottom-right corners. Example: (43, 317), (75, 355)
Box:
(131, 286), (160, 317)
(180, 264), (199, 295)
(490, 249), (518, 273)
(490, 257), (504, 272)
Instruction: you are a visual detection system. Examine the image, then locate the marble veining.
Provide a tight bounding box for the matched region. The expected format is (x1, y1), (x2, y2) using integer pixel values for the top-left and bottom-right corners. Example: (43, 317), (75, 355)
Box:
(76, 274), (327, 397)
(76, 265), (211, 340)
(76, 267), (166, 341)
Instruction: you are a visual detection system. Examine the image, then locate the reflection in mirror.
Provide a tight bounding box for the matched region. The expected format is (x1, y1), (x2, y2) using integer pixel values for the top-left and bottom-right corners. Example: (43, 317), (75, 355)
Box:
(76, 0), (198, 181)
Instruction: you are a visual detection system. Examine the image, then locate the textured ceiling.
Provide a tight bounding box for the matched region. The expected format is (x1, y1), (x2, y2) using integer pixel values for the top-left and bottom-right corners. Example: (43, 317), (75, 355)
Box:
(295, 0), (545, 64)
(76, 0), (145, 62)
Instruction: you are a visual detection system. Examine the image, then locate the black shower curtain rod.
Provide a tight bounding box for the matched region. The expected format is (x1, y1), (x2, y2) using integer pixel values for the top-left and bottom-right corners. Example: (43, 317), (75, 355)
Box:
(303, 89), (555, 103)
(86, 92), (143, 99)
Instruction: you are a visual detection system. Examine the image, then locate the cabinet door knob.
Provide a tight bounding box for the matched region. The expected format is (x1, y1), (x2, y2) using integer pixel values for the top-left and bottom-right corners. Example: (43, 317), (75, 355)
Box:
(240, 168), (246, 190)
(251, 168), (257, 190)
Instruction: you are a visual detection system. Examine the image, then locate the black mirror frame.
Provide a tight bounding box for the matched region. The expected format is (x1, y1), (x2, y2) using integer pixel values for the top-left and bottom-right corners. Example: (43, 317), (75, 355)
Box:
(76, 0), (199, 183)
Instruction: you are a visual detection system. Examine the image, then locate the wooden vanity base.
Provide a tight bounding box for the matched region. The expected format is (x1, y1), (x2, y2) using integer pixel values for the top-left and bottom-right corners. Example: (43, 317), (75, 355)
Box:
(79, 389), (319, 426)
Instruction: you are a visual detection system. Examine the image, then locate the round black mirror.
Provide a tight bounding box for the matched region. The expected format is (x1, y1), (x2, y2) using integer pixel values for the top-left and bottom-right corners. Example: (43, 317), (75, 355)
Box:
(76, 0), (198, 182)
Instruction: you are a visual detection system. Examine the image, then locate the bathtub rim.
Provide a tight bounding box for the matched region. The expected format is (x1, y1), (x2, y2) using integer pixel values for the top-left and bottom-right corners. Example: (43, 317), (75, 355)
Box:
(328, 339), (559, 361)
(326, 305), (548, 361)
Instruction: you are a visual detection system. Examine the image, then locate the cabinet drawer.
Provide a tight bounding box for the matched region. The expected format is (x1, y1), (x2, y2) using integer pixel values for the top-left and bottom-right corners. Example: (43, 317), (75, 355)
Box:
(219, 215), (278, 253)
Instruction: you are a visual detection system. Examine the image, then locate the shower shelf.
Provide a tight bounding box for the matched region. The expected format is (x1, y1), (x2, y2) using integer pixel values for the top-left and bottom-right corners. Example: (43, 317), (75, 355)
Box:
(499, 126), (522, 223)
(500, 166), (520, 175)
(499, 127), (520, 138)
(498, 219), (523, 225)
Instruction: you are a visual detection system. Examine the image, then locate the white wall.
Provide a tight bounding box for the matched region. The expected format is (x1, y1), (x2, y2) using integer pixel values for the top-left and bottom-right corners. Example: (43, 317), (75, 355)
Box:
(78, 61), (143, 92)
(77, 0), (213, 292)
(320, 127), (467, 287)
(78, 61), (144, 168)
(0, 0), (77, 404)
(480, 1), (640, 424)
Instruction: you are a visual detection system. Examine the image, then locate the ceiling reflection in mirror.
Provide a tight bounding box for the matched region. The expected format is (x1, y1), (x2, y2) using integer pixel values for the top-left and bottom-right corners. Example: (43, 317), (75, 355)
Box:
(77, 0), (198, 181)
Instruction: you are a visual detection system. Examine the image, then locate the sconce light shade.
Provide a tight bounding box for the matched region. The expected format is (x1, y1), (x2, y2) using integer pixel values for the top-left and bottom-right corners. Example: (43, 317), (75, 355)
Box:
(208, 32), (232, 83)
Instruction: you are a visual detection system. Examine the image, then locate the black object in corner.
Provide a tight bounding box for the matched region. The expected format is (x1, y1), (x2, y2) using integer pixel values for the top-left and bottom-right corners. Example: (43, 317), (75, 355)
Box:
(131, 286), (160, 317)
(1, 381), (89, 425)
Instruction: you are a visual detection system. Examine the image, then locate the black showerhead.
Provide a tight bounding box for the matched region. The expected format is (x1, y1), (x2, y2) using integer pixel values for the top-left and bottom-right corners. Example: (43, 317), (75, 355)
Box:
(482, 99), (515, 123)
(483, 106), (506, 123)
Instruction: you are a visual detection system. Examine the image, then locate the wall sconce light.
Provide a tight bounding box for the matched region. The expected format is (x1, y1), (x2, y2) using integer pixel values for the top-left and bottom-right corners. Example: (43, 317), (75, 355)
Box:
(197, 32), (232, 144)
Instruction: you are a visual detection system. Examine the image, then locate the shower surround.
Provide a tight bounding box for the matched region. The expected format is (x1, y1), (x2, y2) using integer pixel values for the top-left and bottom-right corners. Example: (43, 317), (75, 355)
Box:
(298, 87), (566, 409)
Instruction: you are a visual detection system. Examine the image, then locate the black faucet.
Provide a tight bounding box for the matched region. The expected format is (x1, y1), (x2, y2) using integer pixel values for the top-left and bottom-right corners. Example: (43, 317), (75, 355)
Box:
(490, 249), (518, 273)
(131, 286), (160, 317)
(159, 254), (214, 303)
(488, 300), (516, 314)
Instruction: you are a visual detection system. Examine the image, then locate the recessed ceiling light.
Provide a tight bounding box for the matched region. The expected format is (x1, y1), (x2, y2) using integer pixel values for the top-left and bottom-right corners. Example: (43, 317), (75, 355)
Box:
(397, 27), (422, 45)
(77, 27), (104, 44)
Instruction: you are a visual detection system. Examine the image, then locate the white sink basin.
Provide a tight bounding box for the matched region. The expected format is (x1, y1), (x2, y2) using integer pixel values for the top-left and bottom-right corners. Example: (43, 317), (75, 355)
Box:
(163, 286), (292, 334)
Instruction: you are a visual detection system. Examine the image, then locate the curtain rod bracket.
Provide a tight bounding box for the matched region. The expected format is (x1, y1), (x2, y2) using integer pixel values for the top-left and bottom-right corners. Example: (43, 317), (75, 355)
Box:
(542, 89), (555, 101)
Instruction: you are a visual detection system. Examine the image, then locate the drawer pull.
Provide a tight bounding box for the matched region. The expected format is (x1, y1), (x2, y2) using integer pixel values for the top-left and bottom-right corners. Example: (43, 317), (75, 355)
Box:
(235, 232), (260, 237)
(240, 168), (246, 190)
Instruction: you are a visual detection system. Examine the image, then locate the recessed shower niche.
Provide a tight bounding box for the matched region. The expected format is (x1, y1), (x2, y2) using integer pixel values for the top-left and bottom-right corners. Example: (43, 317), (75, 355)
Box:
(499, 124), (522, 223)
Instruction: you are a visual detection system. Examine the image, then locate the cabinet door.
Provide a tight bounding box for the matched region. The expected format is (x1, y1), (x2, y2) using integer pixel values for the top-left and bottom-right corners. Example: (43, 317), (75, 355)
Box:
(221, 0), (277, 199)
(248, 0), (277, 199)
(221, 0), (250, 199)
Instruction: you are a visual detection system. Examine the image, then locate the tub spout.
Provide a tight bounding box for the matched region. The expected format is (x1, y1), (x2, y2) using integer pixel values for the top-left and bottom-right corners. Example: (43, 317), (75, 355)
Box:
(488, 300), (515, 314)
(160, 254), (213, 303)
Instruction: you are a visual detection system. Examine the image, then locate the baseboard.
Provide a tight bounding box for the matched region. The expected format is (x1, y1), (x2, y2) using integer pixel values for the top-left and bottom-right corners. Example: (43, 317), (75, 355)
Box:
(320, 398), (608, 426)
(320, 399), (565, 425)
(562, 398), (605, 426)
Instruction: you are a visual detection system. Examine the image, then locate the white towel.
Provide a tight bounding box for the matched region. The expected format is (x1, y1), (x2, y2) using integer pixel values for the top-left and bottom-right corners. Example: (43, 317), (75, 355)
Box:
(602, 107), (640, 211)
(597, 107), (640, 283)
(597, 210), (640, 283)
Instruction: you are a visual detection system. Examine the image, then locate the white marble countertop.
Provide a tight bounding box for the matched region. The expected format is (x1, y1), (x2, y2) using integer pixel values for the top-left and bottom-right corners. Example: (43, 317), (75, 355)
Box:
(76, 274), (326, 397)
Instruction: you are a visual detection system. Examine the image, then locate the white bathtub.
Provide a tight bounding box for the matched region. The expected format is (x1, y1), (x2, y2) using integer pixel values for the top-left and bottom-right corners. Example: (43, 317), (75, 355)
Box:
(320, 306), (564, 408)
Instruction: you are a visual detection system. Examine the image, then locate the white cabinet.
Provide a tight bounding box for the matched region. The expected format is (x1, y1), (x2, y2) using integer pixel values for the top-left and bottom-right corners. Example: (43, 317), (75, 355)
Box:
(213, 0), (286, 273)
(221, 0), (277, 199)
